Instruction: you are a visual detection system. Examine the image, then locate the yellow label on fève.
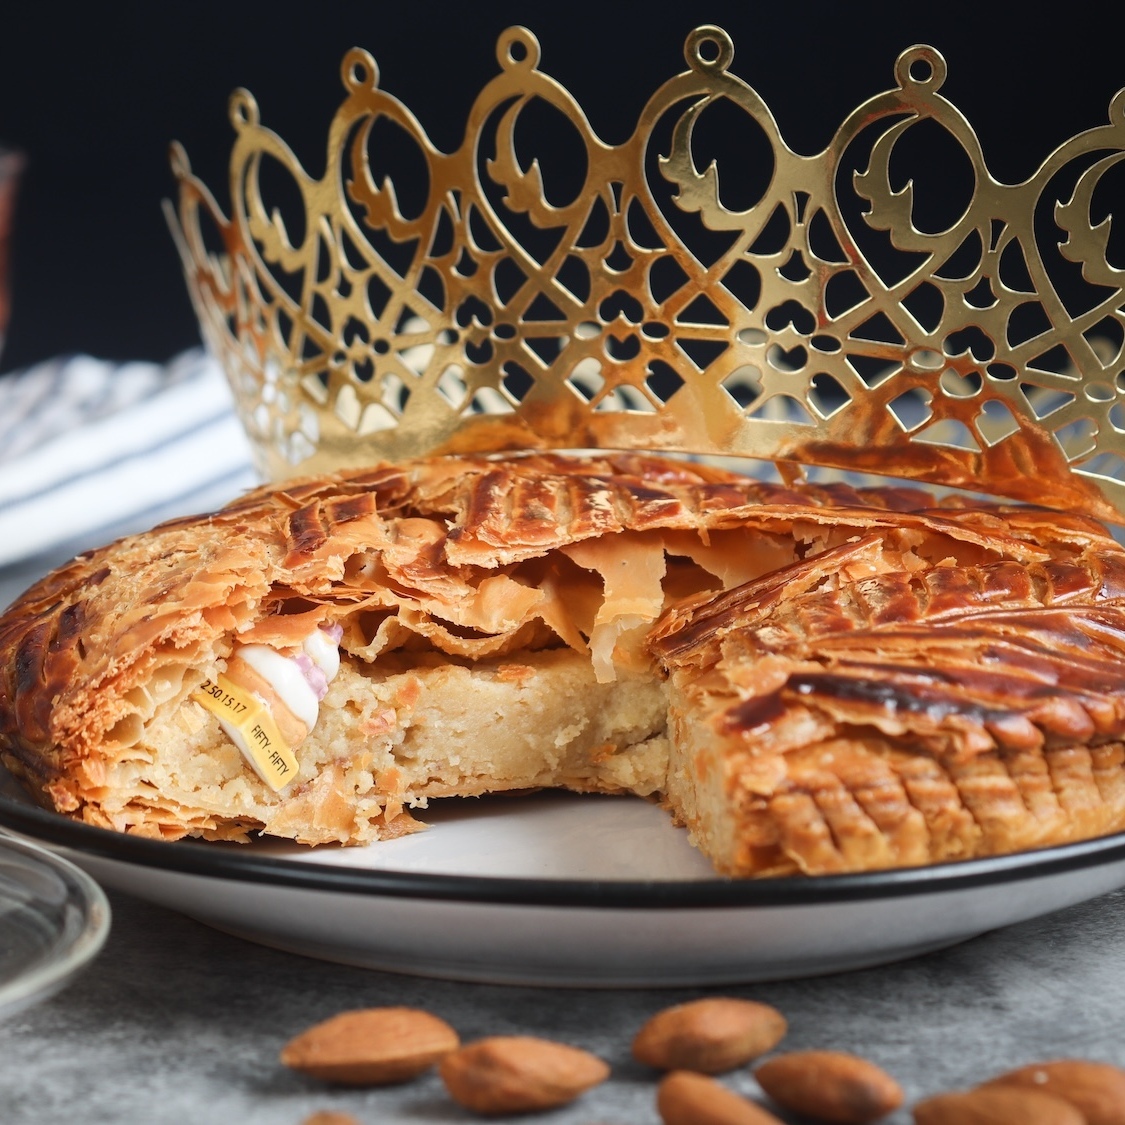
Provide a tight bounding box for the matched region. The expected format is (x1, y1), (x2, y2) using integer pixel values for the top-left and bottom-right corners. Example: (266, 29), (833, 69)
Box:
(192, 674), (299, 793)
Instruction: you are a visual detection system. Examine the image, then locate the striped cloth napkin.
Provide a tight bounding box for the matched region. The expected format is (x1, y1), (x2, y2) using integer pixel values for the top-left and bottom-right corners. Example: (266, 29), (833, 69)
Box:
(0, 349), (260, 570)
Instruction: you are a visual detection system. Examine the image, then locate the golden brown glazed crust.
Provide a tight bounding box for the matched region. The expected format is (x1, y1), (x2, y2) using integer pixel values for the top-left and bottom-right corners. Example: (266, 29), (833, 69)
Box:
(650, 518), (1125, 875)
(5, 449), (1124, 874)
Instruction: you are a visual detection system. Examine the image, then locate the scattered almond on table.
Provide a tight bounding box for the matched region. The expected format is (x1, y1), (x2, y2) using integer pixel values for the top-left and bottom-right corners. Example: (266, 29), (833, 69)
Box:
(657, 1070), (784, 1125)
(913, 1085), (1086, 1124)
(438, 1035), (610, 1115)
(278, 999), (1125, 1123)
(280, 1006), (459, 1085)
(980, 1058), (1125, 1125)
(754, 1049), (904, 1124)
(633, 997), (788, 1074)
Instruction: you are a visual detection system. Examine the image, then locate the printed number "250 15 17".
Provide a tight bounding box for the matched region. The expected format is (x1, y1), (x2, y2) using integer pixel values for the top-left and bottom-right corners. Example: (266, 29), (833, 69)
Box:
(198, 678), (249, 715)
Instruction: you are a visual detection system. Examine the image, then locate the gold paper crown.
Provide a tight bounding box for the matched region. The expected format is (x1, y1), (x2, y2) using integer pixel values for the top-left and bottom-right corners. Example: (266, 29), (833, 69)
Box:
(168, 26), (1125, 521)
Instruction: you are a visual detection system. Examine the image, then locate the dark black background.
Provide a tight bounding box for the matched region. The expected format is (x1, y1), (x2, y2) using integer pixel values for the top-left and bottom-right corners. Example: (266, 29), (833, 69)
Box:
(0, 1), (1120, 374)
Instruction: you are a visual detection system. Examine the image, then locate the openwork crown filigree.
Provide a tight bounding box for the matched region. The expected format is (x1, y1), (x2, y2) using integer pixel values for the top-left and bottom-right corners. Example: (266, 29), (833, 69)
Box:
(169, 25), (1125, 521)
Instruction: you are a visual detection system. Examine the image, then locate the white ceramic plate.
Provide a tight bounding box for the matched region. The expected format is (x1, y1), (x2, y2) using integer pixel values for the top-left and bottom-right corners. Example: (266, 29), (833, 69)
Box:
(0, 831), (111, 1017)
(5, 765), (1125, 987)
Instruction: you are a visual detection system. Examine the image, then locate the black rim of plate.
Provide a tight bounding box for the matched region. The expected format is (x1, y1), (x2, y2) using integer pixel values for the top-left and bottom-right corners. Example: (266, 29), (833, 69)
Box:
(5, 784), (1125, 909)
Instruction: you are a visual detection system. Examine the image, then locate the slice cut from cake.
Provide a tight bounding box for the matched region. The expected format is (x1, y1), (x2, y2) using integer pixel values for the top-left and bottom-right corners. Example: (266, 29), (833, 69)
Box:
(650, 529), (1125, 874)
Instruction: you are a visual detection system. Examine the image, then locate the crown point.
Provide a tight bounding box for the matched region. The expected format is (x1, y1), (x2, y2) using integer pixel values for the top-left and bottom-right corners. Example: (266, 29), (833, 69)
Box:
(228, 88), (260, 131)
(1110, 87), (1125, 124)
(685, 26), (734, 74)
(341, 47), (379, 93)
(895, 45), (947, 92)
(497, 27), (540, 72)
(168, 141), (190, 178)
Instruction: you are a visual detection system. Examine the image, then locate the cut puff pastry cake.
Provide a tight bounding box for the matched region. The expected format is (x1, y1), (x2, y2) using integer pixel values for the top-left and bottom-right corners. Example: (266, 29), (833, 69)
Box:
(3, 451), (1125, 876)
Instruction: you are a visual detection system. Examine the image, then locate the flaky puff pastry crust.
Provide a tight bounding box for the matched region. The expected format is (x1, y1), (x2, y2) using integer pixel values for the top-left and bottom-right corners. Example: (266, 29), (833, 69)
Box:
(650, 518), (1125, 875)
(3, 449), (1122, 871)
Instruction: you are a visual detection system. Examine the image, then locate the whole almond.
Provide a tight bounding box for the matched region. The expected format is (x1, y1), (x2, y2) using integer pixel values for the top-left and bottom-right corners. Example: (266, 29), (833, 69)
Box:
(280, 1006), (459, 1085)
(657, 1070), (785, 1125)
(439, 1035), (609, 1115)
(914, 1086), (1086, 1125)
(634, 998), (787, 1074)
(982, 1059), (1125, 1125)
(755, 1050), (903, 1124)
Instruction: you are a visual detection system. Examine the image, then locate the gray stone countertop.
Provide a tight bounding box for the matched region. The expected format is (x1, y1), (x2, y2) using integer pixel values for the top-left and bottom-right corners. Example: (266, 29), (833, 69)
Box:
(2, 884), (1124, 1124)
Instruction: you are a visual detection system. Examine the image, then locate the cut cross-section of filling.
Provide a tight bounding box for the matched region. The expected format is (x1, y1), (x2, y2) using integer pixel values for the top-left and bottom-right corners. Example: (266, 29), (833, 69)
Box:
(191, 623), (344, 791)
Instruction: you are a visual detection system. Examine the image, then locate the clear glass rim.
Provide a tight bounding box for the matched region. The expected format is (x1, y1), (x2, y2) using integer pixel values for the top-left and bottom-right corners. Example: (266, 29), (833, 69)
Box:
(0, 831), (111, 1017)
